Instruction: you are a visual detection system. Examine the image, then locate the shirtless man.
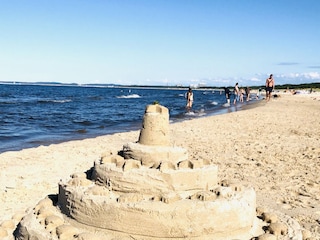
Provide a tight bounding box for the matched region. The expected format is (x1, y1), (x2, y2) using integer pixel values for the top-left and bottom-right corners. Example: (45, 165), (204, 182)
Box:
(265, 74), (275, 101)
(233, 82), (240, 104)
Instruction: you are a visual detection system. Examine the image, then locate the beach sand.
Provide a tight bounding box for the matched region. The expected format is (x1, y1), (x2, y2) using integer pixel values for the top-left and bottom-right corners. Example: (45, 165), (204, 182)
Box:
(1, 92), (320, 238)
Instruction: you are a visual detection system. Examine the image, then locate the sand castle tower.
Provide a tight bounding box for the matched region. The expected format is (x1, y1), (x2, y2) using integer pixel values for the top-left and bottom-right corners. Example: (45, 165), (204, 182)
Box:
(122, 104), (188, 168)
(14, 104), (271, 240)
(138, 103), (170, 146)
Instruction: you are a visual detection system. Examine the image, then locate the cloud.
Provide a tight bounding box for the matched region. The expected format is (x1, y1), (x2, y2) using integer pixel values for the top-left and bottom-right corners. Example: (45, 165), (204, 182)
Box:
(280, 72), (320, 80)
(277, 62), (299, 66)
(302, 72), (320, 79)
(308, 66), (320, 69)
(249, 77), (260, 82)
(202, 78), (233, 86)
(274, 72), (320, 85)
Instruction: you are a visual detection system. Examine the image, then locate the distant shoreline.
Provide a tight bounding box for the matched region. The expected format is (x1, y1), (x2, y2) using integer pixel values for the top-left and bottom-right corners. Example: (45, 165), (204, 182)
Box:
(1, 80), (319, 91)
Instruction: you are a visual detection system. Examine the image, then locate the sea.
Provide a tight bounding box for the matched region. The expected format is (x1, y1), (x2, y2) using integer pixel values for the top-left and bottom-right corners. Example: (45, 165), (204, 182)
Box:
(0, 83), (260, 153)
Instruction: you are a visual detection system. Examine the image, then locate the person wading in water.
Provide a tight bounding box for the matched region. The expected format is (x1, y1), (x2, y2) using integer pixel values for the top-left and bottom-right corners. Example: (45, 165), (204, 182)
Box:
(186, 87), (194, 112)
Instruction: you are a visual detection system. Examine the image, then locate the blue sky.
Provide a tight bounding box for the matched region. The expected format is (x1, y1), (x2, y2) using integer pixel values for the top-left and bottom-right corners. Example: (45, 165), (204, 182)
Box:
(1, 0), (319, 87)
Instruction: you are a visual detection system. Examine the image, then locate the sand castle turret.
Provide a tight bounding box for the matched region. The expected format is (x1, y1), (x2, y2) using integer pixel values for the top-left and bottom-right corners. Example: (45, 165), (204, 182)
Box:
(138, 104), (170, 146)
(122, 104), (188, 168)
(15, 104), (294, 240)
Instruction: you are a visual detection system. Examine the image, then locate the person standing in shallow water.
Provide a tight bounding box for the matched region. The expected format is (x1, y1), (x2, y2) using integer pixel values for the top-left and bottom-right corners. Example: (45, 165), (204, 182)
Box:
(233, 82), (240, 104)
(245, 87), (251, 101)
(186, 87), (194, 112)
(224, 87), (231, 106)
(265, 74), (275, 101)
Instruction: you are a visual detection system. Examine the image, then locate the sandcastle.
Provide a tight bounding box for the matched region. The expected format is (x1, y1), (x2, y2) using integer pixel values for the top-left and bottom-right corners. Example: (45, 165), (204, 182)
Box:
(12, 104), (300, 240)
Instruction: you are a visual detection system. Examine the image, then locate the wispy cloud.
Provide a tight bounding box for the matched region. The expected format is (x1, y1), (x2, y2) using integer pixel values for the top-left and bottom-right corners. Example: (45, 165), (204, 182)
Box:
(277, 62), (299, 66)
(302, 72), (320, 79)
(249, 77), (261, 82)
(274, 72), (320, 85)
(280, 72), (320, 79)
(308, 66), (320, 69)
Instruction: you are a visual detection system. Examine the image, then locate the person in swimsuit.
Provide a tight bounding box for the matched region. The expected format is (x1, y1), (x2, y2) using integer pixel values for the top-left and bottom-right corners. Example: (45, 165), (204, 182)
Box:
(245, 87), (251, 101)
(186, 87), (193, 112)
(265, 74), (275, 101)
(240, 88), (245, 102)
(233, 82), (240, 104)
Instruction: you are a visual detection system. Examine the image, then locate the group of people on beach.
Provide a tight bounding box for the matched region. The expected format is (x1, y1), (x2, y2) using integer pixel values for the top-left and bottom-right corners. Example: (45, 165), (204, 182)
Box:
(224, 74), (275, 105)
(223, 84), (253, 106)
(185, 74), (275, 111)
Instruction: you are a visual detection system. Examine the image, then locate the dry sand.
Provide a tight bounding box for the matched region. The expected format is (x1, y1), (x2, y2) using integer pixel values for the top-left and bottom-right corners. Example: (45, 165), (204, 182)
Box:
(1, 92), (320, 238)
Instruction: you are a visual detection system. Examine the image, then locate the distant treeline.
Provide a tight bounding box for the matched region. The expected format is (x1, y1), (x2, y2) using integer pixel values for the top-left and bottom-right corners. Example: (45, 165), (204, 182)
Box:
(274, 82), (320, 90)
(197, 82), (320, 90)
(247, 82), (320, 90)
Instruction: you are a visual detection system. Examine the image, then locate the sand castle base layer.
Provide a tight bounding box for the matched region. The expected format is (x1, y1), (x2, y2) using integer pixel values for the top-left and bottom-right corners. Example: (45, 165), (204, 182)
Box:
(13, 181), (302, 240)
(14, 155), (302, 240)
(56, 160), (257, 238)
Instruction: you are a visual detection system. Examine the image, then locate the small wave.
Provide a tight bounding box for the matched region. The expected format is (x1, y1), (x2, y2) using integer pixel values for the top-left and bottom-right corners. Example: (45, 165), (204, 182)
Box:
(38, 99), (55, 103)
(38, 99), (72, 103)
(0, 100), (16, 104)
(52, 99), (72, 103)
(211, 101), (218, 105)
(184, 109), (206, 117)
(185, 111), (195, 116)
(116, 94), (141, 99)
(198, 109), (206, 116)
(223, 103), (231, 107)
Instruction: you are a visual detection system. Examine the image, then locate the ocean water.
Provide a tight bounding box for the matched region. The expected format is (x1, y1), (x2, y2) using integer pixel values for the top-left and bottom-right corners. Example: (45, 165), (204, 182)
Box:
(0, 84), (259, 153)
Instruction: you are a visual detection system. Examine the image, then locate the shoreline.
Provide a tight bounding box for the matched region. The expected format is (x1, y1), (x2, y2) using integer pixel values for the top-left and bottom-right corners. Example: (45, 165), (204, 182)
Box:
(1, 92), (320, 238)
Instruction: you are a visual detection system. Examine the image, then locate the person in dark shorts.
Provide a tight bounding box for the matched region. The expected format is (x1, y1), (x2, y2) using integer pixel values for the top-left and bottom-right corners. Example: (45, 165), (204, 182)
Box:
(265, 74), (275, 101)
(224, 87), (231, 106)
